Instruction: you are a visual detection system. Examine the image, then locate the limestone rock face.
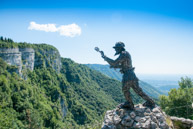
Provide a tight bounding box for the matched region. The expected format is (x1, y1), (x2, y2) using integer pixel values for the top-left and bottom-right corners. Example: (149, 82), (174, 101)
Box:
(0, 47), (61, 75)
(19, 48), (35, 71)
(102, 104), (171, 129)
(59, 96), (68, 117)
(0, 48), (35, 77)
(45, 50), (61, 73)
(0, 48), (22, 75)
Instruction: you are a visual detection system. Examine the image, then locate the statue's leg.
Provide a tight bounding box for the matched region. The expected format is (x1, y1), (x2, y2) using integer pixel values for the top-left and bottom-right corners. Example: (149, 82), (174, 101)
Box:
(121, 81), (134, 109)
(132, 80), (155, 107)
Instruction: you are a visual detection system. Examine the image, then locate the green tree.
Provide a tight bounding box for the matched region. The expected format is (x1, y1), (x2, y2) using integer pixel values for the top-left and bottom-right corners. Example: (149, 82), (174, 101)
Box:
(179, 77), (193, 89)
(4, 37), (7, 42)
(159, 77), (193, 119)
(0, 36), (3, 41)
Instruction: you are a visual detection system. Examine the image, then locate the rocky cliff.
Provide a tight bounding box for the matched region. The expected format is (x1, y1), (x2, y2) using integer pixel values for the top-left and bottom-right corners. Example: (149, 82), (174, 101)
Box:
(34, 47), (61, 73)
(19, 48), (35, 71)
(0, 48), (22, 75)
(171, 116), (193, 129)
(102, 104), (171, 129)
(0, 44), (61, 76)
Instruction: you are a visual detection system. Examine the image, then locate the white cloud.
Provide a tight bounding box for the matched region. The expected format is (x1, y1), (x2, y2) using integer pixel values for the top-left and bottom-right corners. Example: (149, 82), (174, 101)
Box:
(28, 22), (57, 32)
(58, 24), (81, 37)
(28, 21), (81, 37)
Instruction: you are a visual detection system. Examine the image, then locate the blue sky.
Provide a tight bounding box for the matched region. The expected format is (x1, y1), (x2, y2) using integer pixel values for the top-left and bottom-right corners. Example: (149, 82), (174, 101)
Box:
(1, 0), (193, 75)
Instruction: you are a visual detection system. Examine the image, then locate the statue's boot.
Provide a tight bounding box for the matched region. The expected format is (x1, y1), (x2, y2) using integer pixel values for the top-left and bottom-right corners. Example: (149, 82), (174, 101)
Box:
(118, 101), (134, 110)
(143, 100), (155, 108)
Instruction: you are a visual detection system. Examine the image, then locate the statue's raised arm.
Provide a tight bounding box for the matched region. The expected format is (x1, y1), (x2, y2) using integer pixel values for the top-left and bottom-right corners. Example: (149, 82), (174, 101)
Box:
(94, 46), (121, 68)
(94, 47), (105, 58)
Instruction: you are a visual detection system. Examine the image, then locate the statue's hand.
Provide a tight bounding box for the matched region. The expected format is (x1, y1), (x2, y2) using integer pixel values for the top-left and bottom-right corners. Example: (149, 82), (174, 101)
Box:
(94, 47), (100, 52)
(100, 51), (105, 58)
(94, 47), (105, 58)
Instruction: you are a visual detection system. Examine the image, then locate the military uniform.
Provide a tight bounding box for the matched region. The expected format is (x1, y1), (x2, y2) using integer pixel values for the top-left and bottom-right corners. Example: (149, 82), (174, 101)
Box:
(102, 43), (155, 109)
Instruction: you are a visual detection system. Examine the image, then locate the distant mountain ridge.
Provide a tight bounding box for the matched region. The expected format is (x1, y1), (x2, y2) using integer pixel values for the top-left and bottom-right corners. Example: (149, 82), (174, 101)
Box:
(85, 64), (165, 98)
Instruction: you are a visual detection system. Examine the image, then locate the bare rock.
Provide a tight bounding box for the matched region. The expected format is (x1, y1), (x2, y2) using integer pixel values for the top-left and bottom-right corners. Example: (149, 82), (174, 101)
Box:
(113, 114), (121, 124)
(102, 104), (171, 129)
(171, 116), (193, 129)
(130, 111), (136, 119)
(121, 115), (134, 127)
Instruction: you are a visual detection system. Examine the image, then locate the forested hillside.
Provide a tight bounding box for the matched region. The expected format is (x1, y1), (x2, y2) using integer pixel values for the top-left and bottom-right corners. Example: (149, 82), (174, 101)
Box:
(0, 37), (144, 128)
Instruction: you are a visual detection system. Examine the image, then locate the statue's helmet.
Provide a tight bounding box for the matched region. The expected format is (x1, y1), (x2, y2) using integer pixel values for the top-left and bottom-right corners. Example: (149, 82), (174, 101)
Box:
(113, 42), (125, 49)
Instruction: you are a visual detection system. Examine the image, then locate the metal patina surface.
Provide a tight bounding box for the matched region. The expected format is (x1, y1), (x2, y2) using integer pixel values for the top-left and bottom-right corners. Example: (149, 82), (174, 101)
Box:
(95, 42), (155, 109)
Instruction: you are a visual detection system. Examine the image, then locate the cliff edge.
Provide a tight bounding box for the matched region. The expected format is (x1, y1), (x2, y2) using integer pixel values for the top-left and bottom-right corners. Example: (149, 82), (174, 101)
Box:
(0, 42), (61, 77)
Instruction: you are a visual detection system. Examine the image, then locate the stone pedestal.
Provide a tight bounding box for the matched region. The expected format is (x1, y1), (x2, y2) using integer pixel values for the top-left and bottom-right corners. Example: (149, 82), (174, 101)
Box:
(102, 104), (171, 129)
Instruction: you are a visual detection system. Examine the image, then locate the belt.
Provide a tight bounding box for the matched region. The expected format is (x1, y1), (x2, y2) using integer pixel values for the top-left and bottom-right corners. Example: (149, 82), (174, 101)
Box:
(121, 67), (135, 73)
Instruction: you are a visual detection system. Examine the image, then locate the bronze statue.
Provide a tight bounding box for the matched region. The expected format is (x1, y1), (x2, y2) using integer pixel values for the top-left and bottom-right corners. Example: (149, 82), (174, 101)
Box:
(95, 42), (155, 109)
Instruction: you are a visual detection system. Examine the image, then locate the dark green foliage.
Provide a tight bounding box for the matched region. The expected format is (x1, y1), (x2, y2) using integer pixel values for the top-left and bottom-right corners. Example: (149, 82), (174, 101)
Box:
(0, 36), (13, 43)
(0, 36), (3, 41)
(0, 37), (17, 48)
(0, 58), (67, 128)
(179, 77), (193, 89)
(31, 44), (60, 71)
(60, 58), (124, 123)
(159, 77), (193, 119)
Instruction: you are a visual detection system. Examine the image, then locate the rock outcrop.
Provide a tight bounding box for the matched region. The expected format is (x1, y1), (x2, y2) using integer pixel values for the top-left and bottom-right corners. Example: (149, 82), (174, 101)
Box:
(59, 96), (68, 117)
(19, 48), (35, 71)
(0, 48), (22, 75)
(33, 48), (61, 73)
(0, 46), (61, 76)
(171, 116), (193, 129)
(102, 104), (171, 129)
(0, 47), (35, 76)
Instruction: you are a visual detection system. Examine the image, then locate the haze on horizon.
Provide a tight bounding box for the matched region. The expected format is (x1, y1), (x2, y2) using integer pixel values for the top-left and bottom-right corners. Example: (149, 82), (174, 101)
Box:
(0, 0), (193, 75)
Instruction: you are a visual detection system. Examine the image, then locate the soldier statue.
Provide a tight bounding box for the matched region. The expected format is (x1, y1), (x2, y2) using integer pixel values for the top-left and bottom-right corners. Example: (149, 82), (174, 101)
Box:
(95, 42), (155, 109)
